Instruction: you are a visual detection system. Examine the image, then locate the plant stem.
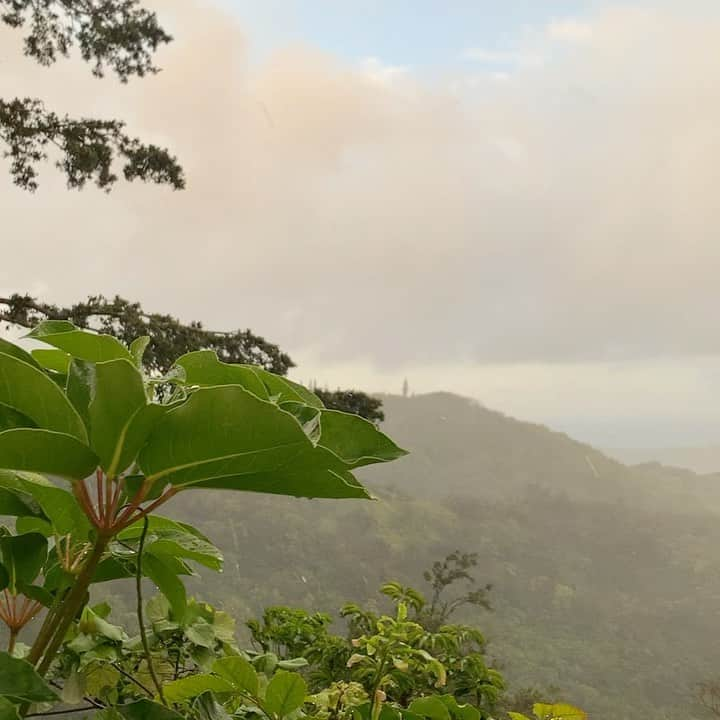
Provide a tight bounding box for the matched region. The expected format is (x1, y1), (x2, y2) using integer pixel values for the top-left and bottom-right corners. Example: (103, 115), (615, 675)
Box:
(136, 516), (167, 706)
(33, 536), (109, 676)
(7, 628), (17, 655)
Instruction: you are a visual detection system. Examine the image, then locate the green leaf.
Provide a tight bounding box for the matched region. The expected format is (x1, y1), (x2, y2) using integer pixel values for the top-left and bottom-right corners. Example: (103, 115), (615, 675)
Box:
(252, 368), (324, 408)
(193, 691), (232, 720)
(66, 359), (94, 430)
(0, 651), (58, 702)
(0, 339), (40, 369)
(212, 656), (259, 696)
(317, 410), (408, 468)
(212, 611), (236, 644)
(139, 386), (371, 499)
(0, 472), (90, 538)
(508, 714), (531, 720)
(0, 697), (19, 720)
(92, 601), (112, 618)
(129, 336), (150, 368)
(116, 699), (185, 720)
(175, 351), (269, 399)
(0, 533), (46, 593)
(0, 564), (8, 593)
(0, 487), (40, 518)
(277, 657), (309, 670)
(163, 674), (235, 704)
(0, 404), (36, 433)
(88, 359), (153, 475)
(532, 704), (587, 720)
(0, 351), (87, 441)
(143, 553), (187, 622)
(0, 430), (97, 481)
(26, 321), (132, 363)
(436, 696), (480, 720)
(31, 349), (71, 374)
(264, 671), (307, 718)
(145, 530), (223, 572)
(14, 517), (52, 537)
(186, 619), (216, 648)
(18, 583), (52, 608)
(77, 605), (126, 642)
(408, 697), (451, 720)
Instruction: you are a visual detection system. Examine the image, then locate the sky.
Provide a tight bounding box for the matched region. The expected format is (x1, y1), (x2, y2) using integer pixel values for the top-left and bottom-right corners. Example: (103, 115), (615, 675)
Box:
(2, 0), (720, 448)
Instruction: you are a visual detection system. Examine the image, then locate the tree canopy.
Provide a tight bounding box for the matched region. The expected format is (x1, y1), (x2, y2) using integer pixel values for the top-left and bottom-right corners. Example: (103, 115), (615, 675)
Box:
(0, 293), (384, 419)
(0, 0), (183, 190)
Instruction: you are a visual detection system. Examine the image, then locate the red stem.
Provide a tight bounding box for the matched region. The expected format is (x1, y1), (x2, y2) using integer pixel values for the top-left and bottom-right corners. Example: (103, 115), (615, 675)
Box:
(115, 486), (179, 532)
(74, 480), (101, 527)
(96, 470), (105, 525)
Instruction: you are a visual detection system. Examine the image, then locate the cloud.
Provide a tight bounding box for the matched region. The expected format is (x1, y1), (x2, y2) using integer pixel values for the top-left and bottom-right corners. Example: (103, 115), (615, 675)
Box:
(546, 19), (593, 43)
(358, 57), (411, 87)
(1, 1), (720, 392)
(461, 47), (544, 68)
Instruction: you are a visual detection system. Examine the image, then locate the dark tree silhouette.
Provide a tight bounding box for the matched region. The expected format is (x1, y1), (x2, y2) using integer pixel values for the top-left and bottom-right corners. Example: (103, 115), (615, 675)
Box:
(0, 0), (183, 190)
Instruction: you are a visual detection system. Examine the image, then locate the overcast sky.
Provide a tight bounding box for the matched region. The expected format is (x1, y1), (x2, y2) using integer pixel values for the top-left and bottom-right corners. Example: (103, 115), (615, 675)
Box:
(2, 0), (720, 448)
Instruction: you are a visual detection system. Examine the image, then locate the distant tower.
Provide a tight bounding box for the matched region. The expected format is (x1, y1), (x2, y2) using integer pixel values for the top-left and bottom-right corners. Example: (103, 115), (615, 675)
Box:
(402, 378), (409, 397)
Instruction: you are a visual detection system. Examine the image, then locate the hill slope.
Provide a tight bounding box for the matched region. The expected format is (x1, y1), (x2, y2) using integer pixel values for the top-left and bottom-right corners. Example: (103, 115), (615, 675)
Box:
(104, 392), (720, 720)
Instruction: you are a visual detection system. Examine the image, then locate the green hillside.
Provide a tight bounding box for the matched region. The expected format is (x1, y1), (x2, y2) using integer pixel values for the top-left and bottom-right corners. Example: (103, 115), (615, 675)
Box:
(117, 391), (720, 719)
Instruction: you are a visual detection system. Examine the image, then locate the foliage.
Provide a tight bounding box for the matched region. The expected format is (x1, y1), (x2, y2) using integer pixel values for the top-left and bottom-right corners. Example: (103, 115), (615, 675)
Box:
(314, 390), (385, 424)
(508, 703), (586, 720)
(0, 0), (183, 190)
(0, 294), (293, 376)
(0, 321), (405, 717)
(0, 293), (384, 419)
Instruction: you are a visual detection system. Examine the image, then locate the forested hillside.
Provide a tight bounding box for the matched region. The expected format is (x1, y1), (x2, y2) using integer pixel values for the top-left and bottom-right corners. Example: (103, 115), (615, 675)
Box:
(125, 392), (720, 719)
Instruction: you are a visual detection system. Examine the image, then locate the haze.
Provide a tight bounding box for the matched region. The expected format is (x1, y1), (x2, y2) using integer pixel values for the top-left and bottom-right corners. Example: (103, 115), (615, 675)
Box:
(2, 0), (719, 448)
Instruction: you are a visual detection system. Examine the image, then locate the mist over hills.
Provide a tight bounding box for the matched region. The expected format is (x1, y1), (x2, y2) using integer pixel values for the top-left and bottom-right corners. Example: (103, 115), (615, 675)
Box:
(123, 390), (720, 719)
(607, 444), (720, 475)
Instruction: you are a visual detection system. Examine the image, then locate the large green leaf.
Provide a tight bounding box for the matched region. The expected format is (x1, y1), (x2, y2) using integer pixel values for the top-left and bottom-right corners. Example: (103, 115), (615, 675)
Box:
(0, 404), (36, 433)
(0, 472), (90, 538)
(138, 386), (371, 499)
(436, 695), (481, 720)
(317, 410), (407, 468)
(264, 671), (307, 718)
(0, 339), (39, 369)
(0, 351), (86, 442)
(212, 656), (258, 696)
(175, 351), (326, 408)
(0, 486), (41, 518)
(0, 696), (19, 720)
(0, 430), (97, 481)
(0, 533), (47, 593)
(175, 351), (269, 399)
(118, 518), (222, 571)
(116, 699), (185, 720)
(0, 651), (58, 702)
(408, 697), (451, 720)
(88, 359), (150, 475)
(532, 704), (587, 720)
(65, 359), (90, 424)
(31, 349), (71, 374)
(163, 674), (235, 703)
(26, 321), (132, 363)
(143, 553), (187, 621)
(145, 531), (223, 572)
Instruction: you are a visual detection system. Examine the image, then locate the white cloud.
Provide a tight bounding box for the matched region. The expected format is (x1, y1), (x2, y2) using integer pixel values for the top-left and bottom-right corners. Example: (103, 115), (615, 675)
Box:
(358, 56), (411, 87)
(546, 18), (593, 43)
(462, 47), (544, 68)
